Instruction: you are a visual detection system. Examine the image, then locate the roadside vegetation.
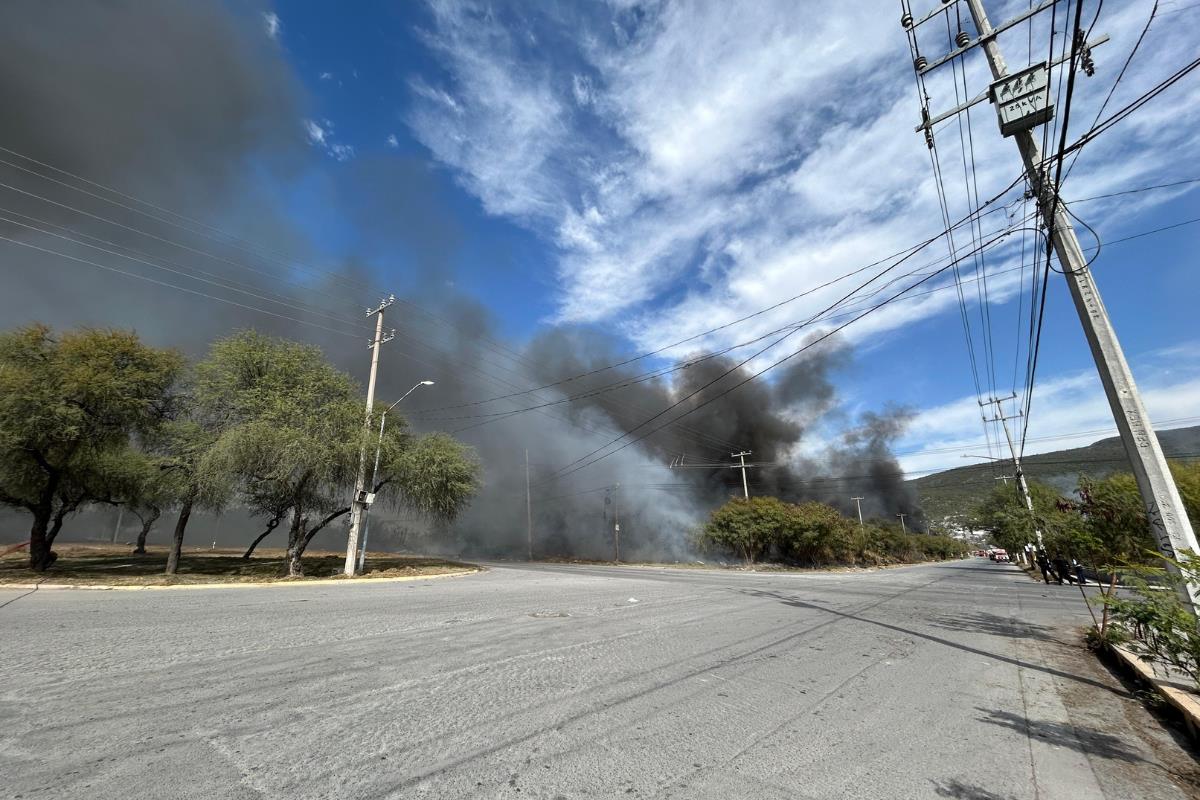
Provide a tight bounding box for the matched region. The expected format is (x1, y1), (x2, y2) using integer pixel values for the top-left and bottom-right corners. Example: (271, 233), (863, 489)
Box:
(693, 496), (968, 567)
(973, 462), (1200, 687)
(0, 324), (481, 578)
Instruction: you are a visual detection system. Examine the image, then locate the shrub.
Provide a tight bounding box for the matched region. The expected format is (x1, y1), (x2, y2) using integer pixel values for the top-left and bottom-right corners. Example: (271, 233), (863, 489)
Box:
(697, 496), (792, 564)
(1104, 553), (1200, 688)
(777, 501), (856, 565)
(696, 497), (966, 567)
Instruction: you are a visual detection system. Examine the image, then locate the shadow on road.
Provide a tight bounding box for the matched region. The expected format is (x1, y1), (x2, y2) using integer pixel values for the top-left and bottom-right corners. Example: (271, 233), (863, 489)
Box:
(926, 611), (1060, 643)
(941, 565), (1027, 574)
(975, 707), (1147, 763)
(740, 589), (1118, 694)
(931, 778), (1018, 799)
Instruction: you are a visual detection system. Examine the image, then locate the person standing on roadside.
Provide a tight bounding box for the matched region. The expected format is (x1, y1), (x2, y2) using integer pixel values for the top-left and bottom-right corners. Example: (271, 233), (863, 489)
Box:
(1052, 554), (1071, 585)
(1035, 551), (1054, 584)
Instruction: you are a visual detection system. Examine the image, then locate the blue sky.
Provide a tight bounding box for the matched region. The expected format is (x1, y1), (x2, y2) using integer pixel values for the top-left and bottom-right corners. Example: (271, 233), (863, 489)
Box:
(256, 0), (1199, 475)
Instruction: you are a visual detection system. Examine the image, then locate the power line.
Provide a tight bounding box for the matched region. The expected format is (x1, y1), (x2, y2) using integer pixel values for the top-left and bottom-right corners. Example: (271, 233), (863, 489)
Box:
(1062, 0), (1158, 183)
(417, 219), (1039, 428)
(540, 221), (1032, 487)
(0, 233), (365, 339)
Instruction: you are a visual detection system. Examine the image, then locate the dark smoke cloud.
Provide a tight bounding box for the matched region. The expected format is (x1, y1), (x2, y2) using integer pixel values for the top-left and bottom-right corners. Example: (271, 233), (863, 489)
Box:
(0, 2), (302, 204)
(0, 0), (340, 353)
(0, 2), (922, 557)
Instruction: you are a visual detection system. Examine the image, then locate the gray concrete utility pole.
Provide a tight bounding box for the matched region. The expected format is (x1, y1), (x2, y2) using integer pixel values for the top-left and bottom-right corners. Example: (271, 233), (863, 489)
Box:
(851, 496), (865, 531)
(911, 0), (1200, 613)
(612, 483), (620, 563)
(982, 395), (1044, 552)
(732, 451), (752, 499)
(344, 295), (395, 576)
(897, 513), (907, 535)
(356, 379), (433, 574)
(111, 506), (124, 543)
(526, 448), (533, 561)
(963, 0), (1200, 612)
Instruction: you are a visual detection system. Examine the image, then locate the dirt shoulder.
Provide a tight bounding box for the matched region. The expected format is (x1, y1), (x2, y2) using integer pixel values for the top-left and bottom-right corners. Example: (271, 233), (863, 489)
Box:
(0, 543), (479, 587)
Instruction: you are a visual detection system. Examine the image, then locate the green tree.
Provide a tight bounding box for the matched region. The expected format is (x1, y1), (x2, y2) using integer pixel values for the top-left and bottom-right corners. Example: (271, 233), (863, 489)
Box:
(777, 501), (855, 565)
(0, 325), (183, 570)
(973, 479), (1084, 556)
(156, 417), (234, 574)
(197, 331), (480, 576)
(195, 331), (362, 576)
(1170, 461), (1200, 525)
(391, 432), (480, 521)
(698, 496), (791, 564)
(96, 445), (180, 555)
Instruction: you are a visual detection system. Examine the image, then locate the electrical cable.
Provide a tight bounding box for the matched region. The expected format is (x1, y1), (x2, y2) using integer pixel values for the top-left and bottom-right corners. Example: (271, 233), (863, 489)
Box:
(1062, 0), (1157, 183)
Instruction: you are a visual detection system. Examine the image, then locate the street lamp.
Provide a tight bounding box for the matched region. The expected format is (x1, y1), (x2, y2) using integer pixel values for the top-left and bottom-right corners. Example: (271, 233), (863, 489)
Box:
(357, 380), (434, 573)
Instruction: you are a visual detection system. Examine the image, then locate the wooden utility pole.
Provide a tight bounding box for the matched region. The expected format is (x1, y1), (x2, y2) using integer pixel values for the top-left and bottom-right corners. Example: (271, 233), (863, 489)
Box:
(344, 295), (395, 576)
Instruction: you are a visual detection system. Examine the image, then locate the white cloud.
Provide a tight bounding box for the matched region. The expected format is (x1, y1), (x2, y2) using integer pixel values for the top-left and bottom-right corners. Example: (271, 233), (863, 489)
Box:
(304, 119), (326, 145)
(407, 0), (1199, 371)
(897, 356), (1200, 477)
(328, 143), (355, 162)
(386, 133), (400, 148)
(319, 71), (333, 81)
(262, 11), (281, 41)
(302, 118), (354, 162)
(571, 73), (593, 106)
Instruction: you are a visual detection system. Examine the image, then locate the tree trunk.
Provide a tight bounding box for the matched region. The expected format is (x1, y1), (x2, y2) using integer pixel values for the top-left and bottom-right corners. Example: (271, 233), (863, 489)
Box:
(1098, 572), (1118, 636)
(165, 493), (195, 575)
(28, 507), (55, 572)
(133, 507), (161, 555)
(242, 516), (281, 559)
(285, 508), (306, 578)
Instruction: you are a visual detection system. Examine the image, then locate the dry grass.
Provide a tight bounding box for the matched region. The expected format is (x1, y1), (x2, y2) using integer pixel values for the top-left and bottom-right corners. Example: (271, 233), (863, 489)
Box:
(0, 542), (477, 586)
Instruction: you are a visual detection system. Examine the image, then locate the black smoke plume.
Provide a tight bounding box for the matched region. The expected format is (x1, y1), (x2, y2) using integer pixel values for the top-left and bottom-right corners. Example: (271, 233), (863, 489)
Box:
(0, 1), (921, 558)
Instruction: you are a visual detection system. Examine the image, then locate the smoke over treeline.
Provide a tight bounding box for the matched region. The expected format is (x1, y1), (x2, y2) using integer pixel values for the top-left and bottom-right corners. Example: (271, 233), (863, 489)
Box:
(0, 0), (921, 560)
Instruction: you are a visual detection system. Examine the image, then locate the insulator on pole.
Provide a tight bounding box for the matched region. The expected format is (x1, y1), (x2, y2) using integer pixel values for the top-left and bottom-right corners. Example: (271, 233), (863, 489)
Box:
(901, 12), (914, 29)
(955, 30), (970, 48)
(915, 55), (928, 71)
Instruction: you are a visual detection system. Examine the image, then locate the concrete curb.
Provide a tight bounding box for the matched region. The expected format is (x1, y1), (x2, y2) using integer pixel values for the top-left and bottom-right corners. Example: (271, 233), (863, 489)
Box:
(0, 567), (482, 592)
(1109, 643), (1200, 738)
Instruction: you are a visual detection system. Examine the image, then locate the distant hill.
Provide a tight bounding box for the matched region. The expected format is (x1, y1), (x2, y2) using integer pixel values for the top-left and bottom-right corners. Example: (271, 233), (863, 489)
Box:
(910, 425), (1200, 523)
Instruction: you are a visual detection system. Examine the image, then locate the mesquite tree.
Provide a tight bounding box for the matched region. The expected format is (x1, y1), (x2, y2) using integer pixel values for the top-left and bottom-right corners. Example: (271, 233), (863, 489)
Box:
(0, 325), (183, 571)
(197, 330), (480, 576)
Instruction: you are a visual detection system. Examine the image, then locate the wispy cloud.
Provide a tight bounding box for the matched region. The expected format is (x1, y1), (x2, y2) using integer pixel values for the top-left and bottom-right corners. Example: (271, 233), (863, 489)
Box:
(262, 11), (281, 41)
(897, 358), (1200, 477)
(303, 118), (355, 162)
(407, 0), (1199, 368)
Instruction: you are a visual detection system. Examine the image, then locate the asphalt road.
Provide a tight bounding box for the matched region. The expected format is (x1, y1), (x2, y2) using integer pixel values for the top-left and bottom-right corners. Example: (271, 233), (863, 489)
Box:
(1, 558), (1197, 799)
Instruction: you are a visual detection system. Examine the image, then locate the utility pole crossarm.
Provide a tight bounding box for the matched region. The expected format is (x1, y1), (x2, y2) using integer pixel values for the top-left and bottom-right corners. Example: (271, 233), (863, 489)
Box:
(913, 34), (1109, 132)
